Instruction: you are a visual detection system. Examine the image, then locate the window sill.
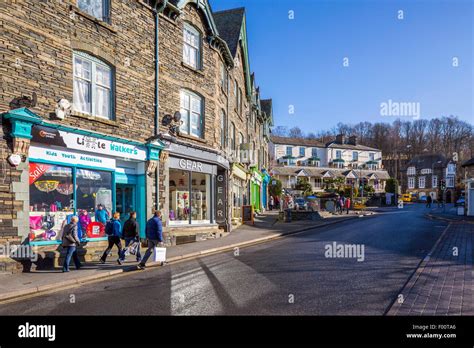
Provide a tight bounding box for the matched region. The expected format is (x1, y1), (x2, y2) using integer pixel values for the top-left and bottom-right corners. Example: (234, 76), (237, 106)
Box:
(70, 111), (119, 127)
(178, 132), (207, 144)
(181, 62), (205, 76)
(70, 5), (117, 33)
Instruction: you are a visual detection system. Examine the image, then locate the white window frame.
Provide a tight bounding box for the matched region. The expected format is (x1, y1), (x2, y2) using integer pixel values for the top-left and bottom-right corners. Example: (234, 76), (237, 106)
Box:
(183, 23), (201, 69)
(286, 146), (293, 156)
(220, 109), (226, 148)
(408, 177), (415, 189)
(180, 90), (203, 138)
(299, 147), (305, 157)
(369, 153), (375, 161)
(314, 178), (322, 188)
(447, 175), (455, 188)
(77, 0), (110, 23)
(419, 176), (426, 189)
(407, 167), (416, 175)
(336, 150), (342, 159)
(432, 175), (438, 188)
(73, 51), (113, 120)
(352, 151), (358, 161)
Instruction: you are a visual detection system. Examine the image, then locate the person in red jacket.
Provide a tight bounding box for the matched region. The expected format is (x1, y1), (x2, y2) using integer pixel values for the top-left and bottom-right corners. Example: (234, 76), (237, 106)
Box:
(345, 197), (351, 214)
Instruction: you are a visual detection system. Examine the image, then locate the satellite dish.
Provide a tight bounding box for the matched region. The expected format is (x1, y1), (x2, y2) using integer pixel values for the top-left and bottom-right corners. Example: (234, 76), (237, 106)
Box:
(162, 114), (172, 126)
(173, 111), (181, 122)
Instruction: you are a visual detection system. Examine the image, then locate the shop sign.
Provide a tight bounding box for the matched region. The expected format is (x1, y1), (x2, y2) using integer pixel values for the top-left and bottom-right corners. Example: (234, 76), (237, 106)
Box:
(29, 163), (52, 184)
(216, 169), (226, 224)
(31, 125), (147, 161)
(169, 156), (216, 175)
(29, 146), (116, 170)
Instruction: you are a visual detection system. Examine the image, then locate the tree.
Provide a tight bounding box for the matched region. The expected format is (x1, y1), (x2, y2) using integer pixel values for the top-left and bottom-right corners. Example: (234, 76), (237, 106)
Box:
(268, 178), (282, 197)
(385, 178), (398, 194)
(271, 126), (288, 137)
(288, 127), (304, 138)
(296, 178), (312, 195)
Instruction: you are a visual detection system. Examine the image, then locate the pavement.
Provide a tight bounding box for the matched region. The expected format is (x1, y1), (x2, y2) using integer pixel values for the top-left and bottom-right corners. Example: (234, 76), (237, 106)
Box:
(387, 220), (474, 315)
(0, 209), (362, 303)
(425, 203), (474, 223)
(0, 204), (449, 315)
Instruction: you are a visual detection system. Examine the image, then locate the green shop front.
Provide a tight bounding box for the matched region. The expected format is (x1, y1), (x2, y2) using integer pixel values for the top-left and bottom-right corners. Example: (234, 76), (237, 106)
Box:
(250, 167), (263, 213)
(3, 108), (164, 250)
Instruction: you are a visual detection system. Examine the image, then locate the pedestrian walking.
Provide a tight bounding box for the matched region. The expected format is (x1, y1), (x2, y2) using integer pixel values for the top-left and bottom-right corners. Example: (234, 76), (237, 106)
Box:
(61, 216), (82, 272)
(269, 196), (274, 211)
(345, 197), (351, 214)
(95, 204), (109, 225)
(426, 195), (432, 208)
(138, 210), (164, 270)
(335, 195), (342, 214)
(100, 212), (123, 265)
(119, 211), (141, 263)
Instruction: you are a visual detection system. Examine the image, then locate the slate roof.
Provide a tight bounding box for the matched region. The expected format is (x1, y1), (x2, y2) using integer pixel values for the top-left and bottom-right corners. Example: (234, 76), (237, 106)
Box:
(261, 99), (272, 116)
(325, 141), (380, 152)
(270, 136), (325, 147)
(406, 154), (448, 170)
(462, 157), (474, 167)
(270, 166), (390, 179)
(213, 7), (245, 57)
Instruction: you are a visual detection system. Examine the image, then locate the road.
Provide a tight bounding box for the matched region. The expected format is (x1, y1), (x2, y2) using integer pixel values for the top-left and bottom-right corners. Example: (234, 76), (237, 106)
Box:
(0, 204), (447, 315)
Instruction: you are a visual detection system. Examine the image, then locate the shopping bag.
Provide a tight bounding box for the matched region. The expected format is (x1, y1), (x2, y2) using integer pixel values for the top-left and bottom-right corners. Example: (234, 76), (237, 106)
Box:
(153, 247), (167, 262)
(124, 241), (139, 256)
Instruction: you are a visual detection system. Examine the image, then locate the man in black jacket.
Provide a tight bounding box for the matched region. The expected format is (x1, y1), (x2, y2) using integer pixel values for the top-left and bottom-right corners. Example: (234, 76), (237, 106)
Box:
(119, 211), (141, 263)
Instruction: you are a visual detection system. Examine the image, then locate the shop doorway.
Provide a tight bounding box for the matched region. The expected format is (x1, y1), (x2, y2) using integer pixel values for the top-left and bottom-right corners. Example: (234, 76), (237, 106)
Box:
(116, 184), (136, 224)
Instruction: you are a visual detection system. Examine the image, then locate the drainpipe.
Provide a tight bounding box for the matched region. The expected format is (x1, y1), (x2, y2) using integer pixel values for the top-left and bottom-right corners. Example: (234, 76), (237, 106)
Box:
(153, 0), (167, 210)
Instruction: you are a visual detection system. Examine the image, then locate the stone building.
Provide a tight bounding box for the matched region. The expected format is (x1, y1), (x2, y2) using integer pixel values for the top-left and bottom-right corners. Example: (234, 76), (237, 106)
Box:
(0, 0), (164, 270)
(461, 158), (474, 216)
(403, 154), (457, 202)
(0, 0), (273, 270)
(156, 1), (272, 235)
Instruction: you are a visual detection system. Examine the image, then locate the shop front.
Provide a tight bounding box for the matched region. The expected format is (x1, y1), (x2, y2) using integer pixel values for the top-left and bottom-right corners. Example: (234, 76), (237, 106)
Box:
(230, 163), (248, 225)
(261, 169), (270, 211)
(250, 167), (263, 213)
(27, 124), (159, 245)
(2, 109), (164, 256)
(163, 141), (229, 242)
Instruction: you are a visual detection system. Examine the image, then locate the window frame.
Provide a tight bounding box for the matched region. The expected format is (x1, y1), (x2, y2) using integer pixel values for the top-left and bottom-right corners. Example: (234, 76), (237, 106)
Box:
(299, 147), (306, 157)
(286, 146), (293, 156)
(179, 89), (204, 138)
(408, 177), (415, 189)
(418, 176), (426, 189)
(432, 175), (438, 188)
(220, 109), (226, 149)
(183, 23), (201, 70)
(73, 51), (114, 120)
(77, 0), (111, 23)
(335, 150), (342, 159)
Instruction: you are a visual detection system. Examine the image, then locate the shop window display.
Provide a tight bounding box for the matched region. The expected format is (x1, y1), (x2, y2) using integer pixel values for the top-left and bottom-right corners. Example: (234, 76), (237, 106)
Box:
(29, 163), (112, 243)
(29, 163), (74, 242)
(169, 169), (211, 225)
(76, 169), (112, 238)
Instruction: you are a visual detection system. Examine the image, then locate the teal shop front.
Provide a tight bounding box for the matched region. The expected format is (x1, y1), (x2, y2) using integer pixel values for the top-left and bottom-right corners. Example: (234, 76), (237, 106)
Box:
(1, 108), (164, 247)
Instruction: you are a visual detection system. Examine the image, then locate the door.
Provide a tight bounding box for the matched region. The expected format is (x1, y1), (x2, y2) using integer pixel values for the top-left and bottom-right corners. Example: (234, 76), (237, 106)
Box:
(116, 184), (136, 224)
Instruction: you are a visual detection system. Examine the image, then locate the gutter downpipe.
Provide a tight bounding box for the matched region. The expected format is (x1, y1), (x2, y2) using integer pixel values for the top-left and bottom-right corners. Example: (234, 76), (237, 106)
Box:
(154, 0), (167, 211)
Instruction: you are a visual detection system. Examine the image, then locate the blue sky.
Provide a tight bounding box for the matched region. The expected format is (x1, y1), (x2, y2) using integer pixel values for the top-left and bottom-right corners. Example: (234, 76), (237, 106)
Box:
(211, 0), (473, 133)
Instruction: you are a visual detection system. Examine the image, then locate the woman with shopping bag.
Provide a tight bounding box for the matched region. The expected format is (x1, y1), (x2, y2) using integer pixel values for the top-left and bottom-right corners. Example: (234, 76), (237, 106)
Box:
(138, 210), (164, 270)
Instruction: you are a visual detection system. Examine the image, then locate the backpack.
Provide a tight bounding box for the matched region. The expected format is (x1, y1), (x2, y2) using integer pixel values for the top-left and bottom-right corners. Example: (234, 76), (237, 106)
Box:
(105, 220), (115, 236)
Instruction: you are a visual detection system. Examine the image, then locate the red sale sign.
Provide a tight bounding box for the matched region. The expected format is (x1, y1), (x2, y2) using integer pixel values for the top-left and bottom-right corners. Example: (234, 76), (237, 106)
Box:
(86, 222), (106, 238)
(29, 163), (52, 185)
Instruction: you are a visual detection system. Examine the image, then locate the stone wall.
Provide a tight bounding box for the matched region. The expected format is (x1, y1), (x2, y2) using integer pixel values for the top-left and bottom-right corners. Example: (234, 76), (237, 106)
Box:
(0, 0), (156, 252)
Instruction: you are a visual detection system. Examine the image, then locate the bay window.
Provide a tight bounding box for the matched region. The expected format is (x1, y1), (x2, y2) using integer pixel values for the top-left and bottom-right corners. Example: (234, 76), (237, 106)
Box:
(73, 51), (113, 119)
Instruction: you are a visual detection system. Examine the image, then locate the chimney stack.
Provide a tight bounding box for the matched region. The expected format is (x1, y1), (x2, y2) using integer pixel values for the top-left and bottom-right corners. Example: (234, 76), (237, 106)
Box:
(348, 135), (357, 145)
(335, 134), (345, 144)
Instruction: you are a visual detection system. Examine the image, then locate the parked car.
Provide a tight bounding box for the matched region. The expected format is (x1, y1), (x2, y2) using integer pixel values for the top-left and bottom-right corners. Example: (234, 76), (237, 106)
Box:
(418, 196), (428, 203)
(402, 194), (411, 203)
(455, 196), (465, 207)
(294, 198), (308, 210)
